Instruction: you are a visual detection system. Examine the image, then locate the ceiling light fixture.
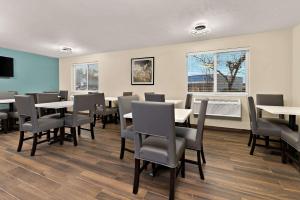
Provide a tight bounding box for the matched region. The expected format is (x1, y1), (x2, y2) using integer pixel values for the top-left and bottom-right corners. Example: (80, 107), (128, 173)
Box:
(191, 23), (210, 37)
(60, 46), (73, 54)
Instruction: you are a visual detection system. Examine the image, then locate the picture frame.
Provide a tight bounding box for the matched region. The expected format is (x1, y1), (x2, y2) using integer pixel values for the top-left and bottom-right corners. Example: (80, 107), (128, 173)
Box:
(131, 57), (154, 85)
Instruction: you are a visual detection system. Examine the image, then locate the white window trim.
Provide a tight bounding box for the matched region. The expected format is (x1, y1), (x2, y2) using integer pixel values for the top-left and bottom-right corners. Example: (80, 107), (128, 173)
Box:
(72, 62), (99, 93)
(186, 47), (250, 96)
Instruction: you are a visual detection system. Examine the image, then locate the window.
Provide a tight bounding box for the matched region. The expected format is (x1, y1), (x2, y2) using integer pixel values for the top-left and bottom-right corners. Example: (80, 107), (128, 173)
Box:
(187, 49), (249, 93)
(73, 63), (98, 91)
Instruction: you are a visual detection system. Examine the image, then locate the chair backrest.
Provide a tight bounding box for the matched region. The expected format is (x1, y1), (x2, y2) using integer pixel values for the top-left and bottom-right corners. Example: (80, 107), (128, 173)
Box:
(90, 92), (106, 112)
(132, 101), (176, 166)
(185, 93), (193, 109)
(118, 95), (139, 131)
(59, 90), (68, 101)
(123, 92), (133, 96)
(248, 96), (258, 130)
(256, 94), (284, 118)
(73, 94), (95, 115)
(14, 95), (38, 131)
(196, 99), (208, 147)
(25, 93), (38, 104)
(37, 93), (60, 103)
(145, 93), (165, 102)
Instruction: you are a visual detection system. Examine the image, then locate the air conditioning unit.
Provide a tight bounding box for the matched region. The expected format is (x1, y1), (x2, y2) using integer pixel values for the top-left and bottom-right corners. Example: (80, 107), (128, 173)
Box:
(193, 98), (242, 119)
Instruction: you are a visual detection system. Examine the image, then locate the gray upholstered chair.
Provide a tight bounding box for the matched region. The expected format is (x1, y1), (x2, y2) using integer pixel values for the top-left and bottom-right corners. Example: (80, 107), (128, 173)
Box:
(92, 93), (118, 129)
(132, 101), (186, 200)
(145, 93), (165, 102)
(36, 93), (60, 117)
(64, 94), (95, 146)
(123, 92), (133, 96)
(0, 112), (8, 133)
(0, 91), (18, 127)
(59, 90), (68, 101)
(281, 127), (300, 169)
(118, 95), (139, 159)
(248, 96), (282, 155)
(175, 99), (207, 180)
(14, 95), (64, 156)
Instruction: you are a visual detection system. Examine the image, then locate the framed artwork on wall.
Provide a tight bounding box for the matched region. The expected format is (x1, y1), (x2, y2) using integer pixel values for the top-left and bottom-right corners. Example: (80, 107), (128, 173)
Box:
(131, 57), (154, 85)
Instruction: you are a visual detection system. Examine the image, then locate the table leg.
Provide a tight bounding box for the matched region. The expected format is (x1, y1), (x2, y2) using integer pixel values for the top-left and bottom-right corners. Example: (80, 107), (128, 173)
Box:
(289, 115), (298, 131)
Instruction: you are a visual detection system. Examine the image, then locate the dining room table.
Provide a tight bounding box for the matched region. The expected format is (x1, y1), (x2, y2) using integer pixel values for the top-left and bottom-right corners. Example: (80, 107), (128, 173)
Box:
(256, 105), (300, 131)
(0, 99), (15, 112)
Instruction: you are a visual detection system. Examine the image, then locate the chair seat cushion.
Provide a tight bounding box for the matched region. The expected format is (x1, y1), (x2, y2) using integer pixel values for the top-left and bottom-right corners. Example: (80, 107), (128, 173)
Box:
(140, 136), (186, 168)
(0, 112), (8, 120)
(64, 114), (92, 127)
(121, 125), (135, 140)
(22, 118), (64, 132)
(8, 112), (18, 119)
(96, 107), (118, 116)
(175, 126), (198, 150)
(281, 126), (300, 151)
(254, 119), (282, 137)
(41, 113), (62, 119)
(264, 118), (289, 126)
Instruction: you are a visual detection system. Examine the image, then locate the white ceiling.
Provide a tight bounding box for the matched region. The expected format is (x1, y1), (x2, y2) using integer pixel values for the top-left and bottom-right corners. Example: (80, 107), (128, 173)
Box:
(0, 0), (300, 58)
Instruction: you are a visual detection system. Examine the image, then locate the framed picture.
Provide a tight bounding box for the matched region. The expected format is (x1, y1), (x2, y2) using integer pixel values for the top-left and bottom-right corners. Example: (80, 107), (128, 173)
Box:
(131, 57), (154, 85)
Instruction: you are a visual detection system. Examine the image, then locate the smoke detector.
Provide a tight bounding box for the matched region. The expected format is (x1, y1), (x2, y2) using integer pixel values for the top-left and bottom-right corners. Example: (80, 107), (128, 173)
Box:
(191, 23), (210, 37)
(60, 47), (72, 54)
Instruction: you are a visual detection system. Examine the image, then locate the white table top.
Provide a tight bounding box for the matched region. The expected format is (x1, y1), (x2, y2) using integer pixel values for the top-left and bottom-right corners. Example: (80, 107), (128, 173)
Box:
(0, 99), (15, 104)
(35, 101), (73, 109)
(123, 108), (192, 123)
(165, 100), (183, 105)
(256, 105), (300, 115)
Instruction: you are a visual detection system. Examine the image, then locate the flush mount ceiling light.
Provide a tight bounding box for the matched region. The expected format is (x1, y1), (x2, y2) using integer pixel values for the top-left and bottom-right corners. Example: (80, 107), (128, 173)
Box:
(191, 23), (210, 37)
(60, 46), (72, 54)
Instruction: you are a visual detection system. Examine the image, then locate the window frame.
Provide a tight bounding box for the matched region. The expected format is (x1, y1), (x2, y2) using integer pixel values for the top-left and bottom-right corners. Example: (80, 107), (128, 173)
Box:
(186, 47), (250, 96)
(72, 62), (99, 93)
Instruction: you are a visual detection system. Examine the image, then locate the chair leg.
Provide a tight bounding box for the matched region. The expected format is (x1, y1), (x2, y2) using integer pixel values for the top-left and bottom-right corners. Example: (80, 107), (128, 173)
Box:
(71, 127), (77, 146)
(250, 135), (256, 155)
(197, 150), (205, 180)
(133, 158), (140, 194)
(31, 133), (38, 156)
(17, 131), (25, 152)
(151, 163), (156, 177)
(90, 123), (95, 139)
(265, 136), (269, 147)
(248, 131), (253, 146)
(181, 151), (185, 178)
(201, 146), (206, 164)
(59, 127), (65, 145)
(93, 114), (97, 127)
(77, 126), (81, 136)
(187, 117), (191, 128)
(53, 128), (59, 139)
(102, 116), (106, 129)
(120, 138), (125, 159)
(169, 168), (176, 200)
(38, 132), (42, 139)
(114, 113), (118, 124)
(3, 119), (8, 133)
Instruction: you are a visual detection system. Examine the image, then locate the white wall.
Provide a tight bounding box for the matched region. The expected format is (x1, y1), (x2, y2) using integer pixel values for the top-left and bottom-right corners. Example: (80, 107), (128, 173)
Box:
(59, 29), (293, 130)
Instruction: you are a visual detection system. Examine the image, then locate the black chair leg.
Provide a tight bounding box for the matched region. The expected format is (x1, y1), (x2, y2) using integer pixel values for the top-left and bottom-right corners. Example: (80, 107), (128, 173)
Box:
(197, 150), (205, 180)
(201, 146), (206, 164)
(71, 127), (77, 146)
(59, 127), (65, 145)
(265, 136), (269, 147)
(90, 123), (95, 139)
(151, 163), (156, 177)
(77, 126), (81, 136)
(17, 131), (25, 152)
(3, 119), (8, 133)
(120, 138), (125, 159)
(93, 114), (97, 127)
(31, 133), (38, 156)
(250, 135), (256, 155)
(181, 152), (185, 178)
(46, 130), (51, 141)
(38, 132), (42, 139)
(169, 168), (176, 200)
(133, 158), (140, 194)
(102, 116), (106, 129)
(187, 117), (191, 128)
(248, 131), (253, 146)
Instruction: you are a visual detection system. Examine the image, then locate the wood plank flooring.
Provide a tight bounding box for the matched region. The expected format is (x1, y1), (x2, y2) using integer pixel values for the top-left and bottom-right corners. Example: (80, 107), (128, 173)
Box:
(0, 123), (299, 200)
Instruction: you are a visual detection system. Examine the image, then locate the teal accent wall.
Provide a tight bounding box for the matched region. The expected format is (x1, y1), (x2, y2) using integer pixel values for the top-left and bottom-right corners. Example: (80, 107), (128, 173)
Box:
(0, 47), (59, 94)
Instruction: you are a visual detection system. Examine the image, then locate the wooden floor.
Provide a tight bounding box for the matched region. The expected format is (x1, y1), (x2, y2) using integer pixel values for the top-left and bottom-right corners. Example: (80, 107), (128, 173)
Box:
(0, 123), (300, 200)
